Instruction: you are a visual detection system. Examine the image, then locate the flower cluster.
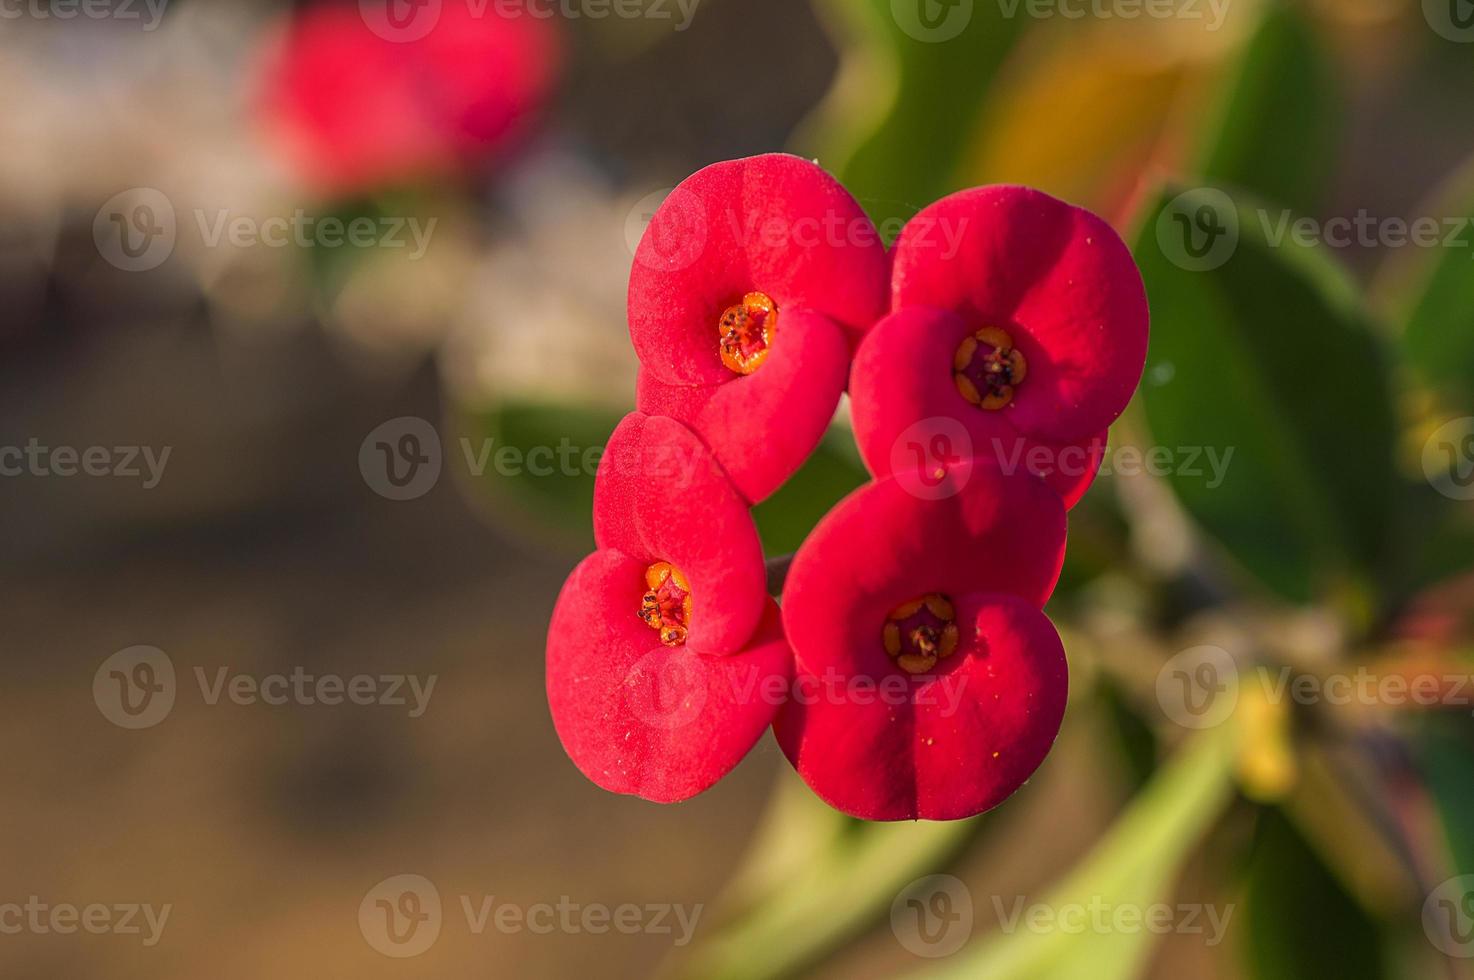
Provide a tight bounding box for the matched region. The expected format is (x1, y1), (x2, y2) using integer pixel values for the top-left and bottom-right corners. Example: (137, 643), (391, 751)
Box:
(546, 154), (1148, 820)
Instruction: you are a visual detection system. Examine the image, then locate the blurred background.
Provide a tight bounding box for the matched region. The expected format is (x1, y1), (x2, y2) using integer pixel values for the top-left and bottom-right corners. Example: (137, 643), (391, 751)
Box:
(3, 0), (1474, 976)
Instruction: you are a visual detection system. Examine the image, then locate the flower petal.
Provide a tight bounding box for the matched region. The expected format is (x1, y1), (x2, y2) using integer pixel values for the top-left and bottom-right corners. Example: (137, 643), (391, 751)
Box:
(890, 186), (1148, 444)
(548, 550), (792, 803)
(850, 306), (1105, 508)
(775, 592), (1068, 821)
(637, 309), (849, 504)
(780, 465), (1068, 686)
(593, 412), (766, 655)
(629, 153), (889, 385)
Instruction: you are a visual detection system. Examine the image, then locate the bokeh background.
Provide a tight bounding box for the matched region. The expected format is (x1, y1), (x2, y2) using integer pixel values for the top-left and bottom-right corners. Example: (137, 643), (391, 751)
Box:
(4, 0), (1474, 976)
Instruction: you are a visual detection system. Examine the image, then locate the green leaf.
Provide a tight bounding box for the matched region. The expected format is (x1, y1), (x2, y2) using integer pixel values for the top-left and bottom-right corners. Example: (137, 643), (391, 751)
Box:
(697, 767), (854, 922)
(752, 427), (868, 556)
(1098, 676), (1160, 793)
(1196, 3), (1339, 214)
(912, 722), (1241, 980)
(1412, 715), (1474, 879)
(797, 0), (1027, 233)
(1052, 480), (1131, 596)
(305, 189), (439, 296)
(451, 400), (626, 550)
(1394, 480), (1474, 600)
(673, 784), (985, 980)
(1383, 157), (1474, 405)
(1240, 807), (1387, 980)
(1132, 185), (1396, 607)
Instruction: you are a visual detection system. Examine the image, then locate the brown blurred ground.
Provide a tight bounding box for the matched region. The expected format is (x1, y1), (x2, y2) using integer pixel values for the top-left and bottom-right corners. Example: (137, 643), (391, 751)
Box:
(0, 328), (781, 977)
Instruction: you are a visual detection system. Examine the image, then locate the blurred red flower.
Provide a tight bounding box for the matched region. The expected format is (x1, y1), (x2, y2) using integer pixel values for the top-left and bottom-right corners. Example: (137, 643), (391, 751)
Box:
(257, 0), (561, 196)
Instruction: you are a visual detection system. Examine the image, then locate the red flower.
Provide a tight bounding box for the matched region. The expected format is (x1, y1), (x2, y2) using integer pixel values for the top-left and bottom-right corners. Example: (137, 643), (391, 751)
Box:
(850, 186), (1148, 508)
(773, 462), (1070, 821)
(546, 413), (790, 802)
(257, 0), (561, 197)
(630, 154), (890, 503)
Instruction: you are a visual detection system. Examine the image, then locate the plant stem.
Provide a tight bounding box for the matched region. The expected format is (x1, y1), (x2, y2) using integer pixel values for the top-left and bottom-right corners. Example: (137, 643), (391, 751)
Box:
(766, 553), (794, 596)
